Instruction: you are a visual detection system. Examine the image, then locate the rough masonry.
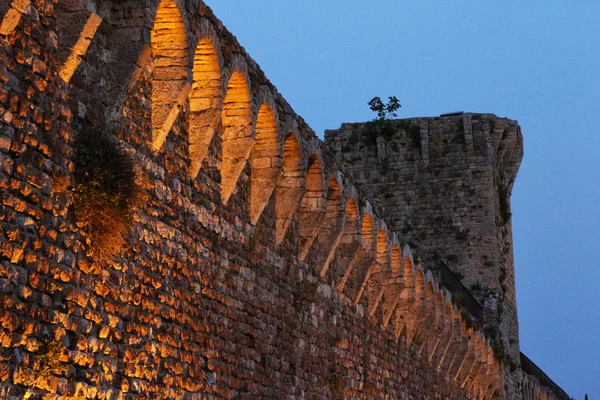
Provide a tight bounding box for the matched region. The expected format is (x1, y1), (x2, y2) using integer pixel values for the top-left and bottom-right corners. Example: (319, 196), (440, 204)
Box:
(0, 0), (566, 398)
(325, 114), (524, 396)
(325, 116), (567, 400)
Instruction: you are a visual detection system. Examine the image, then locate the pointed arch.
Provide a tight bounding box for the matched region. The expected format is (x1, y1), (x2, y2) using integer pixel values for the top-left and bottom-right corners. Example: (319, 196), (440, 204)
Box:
(151, 0), (190, 150)
(320, 195), (359, 279)
(404, 255), (415, 288)
(445, 300), (454, 328)
(189, 37), (222, 178)
(458, 311), (468, 337)
(475, 333), (486, 365)
(459, 331), (483, 388)
(403, 268), (426, 345)
(426, 281), (435, 306)
(381, 242), (403, 327)
(415, 269), (425, 305)
(430, 298), (457, 368)
(326, 178), (343, 217)
(361, 214), (375, 251)
(298, 155), (326, 259)
(376, 230), (389, 266)
(415, 280), (437, 354)
(366, 229), (390, 316)
(392, 254), (417, 337)
(391, 244), (402, 277)
(221, 71), (253, 203)
(346, 198), (359, 222)
(445, 310), (470, 378)
(435, 291), (445, 324)
(429, 292), (449, 361)
(275, 132), (304, 243)
(300, 155), (325, 212)
(250, 104), (281, 224)
(349, 217), (382, 307)
(337, 211), (376, 295)
(439, 305), (464, 374)
(304, 176), (345, 266)
(486, 345), (494, 367)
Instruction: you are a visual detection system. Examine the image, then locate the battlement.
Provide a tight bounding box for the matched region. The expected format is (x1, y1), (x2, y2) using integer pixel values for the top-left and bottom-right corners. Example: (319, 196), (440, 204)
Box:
(328, 112), (523, 183)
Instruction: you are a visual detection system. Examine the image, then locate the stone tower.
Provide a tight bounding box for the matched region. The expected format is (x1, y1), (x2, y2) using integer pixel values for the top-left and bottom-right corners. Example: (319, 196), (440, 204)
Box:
(325, 112), (524, 395)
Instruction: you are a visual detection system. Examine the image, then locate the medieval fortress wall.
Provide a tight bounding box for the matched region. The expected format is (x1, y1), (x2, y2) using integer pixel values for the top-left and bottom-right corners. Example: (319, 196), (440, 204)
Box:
(324, 114), (524, 396)
(0, 0), (565, 398)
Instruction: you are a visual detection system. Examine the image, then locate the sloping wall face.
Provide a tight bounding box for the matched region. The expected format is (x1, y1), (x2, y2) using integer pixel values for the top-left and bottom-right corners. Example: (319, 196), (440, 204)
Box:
(325, 115), (524, 398)
(0, 0), (502, 399)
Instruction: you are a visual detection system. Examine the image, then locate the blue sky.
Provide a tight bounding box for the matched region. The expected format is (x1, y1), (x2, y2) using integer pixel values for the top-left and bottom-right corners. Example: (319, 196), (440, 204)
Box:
(206, 1), (600, 397)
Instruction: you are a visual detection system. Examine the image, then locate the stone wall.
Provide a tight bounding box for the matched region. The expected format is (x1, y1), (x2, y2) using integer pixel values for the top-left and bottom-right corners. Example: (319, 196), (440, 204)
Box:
(522, 373), (566, 400)
(324, 114), (525, 397)
(520, 353), (570, 400)
(0, 0), (503, 399)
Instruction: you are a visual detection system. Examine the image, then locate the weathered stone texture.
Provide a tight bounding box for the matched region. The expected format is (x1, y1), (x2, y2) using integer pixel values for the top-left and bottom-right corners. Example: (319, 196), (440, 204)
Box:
(324, 115), (523, 360)
(0, 0), (505, 399)
(324, 114), (568, 400)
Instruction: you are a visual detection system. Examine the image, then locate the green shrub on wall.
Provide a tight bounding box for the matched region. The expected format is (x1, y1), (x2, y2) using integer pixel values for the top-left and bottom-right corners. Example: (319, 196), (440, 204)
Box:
(361, 96), (401, 144)
(349, 96), (421, 148)
(73, 130), (139, 265)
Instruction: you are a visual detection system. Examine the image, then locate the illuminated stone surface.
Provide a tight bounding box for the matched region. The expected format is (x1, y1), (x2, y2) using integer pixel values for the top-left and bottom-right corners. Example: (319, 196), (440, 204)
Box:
(0, 0), (565, 399)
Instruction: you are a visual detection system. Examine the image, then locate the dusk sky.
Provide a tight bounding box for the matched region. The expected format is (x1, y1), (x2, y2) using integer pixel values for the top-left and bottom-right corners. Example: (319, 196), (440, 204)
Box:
(207, 1), (600, 398)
